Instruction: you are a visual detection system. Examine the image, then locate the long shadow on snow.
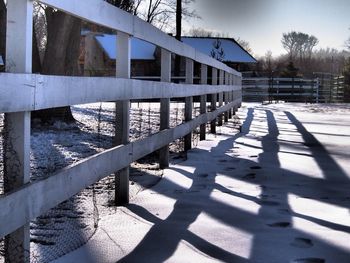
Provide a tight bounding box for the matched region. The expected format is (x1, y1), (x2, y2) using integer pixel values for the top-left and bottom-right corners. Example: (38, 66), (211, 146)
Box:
(119, 107), (350, 262)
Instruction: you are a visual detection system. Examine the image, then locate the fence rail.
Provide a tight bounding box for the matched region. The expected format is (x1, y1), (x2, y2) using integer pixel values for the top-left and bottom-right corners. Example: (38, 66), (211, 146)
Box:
(0, 73), (240, 113)
(0, 0), (242, 261)
(242, 77), (319, 103)
(243, 76), (349, 103)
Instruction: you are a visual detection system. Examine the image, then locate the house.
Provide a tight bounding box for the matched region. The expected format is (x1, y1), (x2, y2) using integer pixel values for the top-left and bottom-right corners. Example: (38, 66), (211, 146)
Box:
(80, 32), (160, 77)
(181, 37), (257, 72)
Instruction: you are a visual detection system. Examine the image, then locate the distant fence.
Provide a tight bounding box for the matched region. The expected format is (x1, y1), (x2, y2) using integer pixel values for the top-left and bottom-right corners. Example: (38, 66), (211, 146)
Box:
(243, 77), (318, 103)
(0, 0), (241, 261)
(317, 74), (346, 103)
(243, 76), (348, 103)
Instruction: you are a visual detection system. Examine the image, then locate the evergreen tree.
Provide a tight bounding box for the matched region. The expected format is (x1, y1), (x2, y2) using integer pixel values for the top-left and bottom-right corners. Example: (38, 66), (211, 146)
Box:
(210, 39), (225, 62)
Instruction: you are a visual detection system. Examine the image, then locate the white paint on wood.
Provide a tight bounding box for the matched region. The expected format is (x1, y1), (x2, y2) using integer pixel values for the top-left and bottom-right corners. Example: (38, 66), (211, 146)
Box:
(4, 0), (32, 261)
(116, 31), (131, 78)
(218, 92), (224, 126)
(211, 68), (218, 133)
(161, 49), (171, 83)
(159, 48), (171, 168)
(219, 70), (225, 86)
(0, 74), (241, 113)
(6, 0), (33, 73)
(115, 31), (131, 205)
(200, 64), (208, 140)
(212, 68), (218, 86)
(185, 58), (194, 85)
(185, 58), (194, 151)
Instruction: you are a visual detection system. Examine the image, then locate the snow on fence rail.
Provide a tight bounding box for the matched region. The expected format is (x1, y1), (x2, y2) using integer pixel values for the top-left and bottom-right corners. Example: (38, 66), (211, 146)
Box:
(0, 0), (241, 261)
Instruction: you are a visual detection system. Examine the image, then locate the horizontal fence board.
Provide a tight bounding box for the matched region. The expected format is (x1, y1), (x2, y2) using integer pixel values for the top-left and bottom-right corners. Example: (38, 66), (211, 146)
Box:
(39, 0), (239, 75)
(0, 73), (240, 113)
(0, 73), (35, 112)
(39, 0), (133, 37)
(0, 98), (241, 237)
(244, 93), (318, 96)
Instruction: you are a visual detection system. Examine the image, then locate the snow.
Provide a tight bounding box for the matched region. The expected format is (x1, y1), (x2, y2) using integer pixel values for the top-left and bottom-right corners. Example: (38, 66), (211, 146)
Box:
(1, 102), (350, 262)
(52, 102), (349, 263)
(182, 37), (257, 63)
(0, 102), (192, 262)
(95, 34), (156, 60)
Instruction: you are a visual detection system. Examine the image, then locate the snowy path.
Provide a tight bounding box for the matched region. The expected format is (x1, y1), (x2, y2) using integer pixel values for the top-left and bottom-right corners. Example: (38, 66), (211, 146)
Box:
(52, 103), (350, 262)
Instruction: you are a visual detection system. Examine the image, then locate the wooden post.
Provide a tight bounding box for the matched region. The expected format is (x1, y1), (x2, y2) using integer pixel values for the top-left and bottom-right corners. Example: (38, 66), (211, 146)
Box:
(4, 1), (32, 262)
(218, 70), (224, 126)
(218, 92), (223, 126)
(200, 64), (208, 141)
(211, 68), (218, 134)
(224, 92), (229, 122)
(114, 31), (130, 206)
(224, 72), (229, 122)
(184, 58), (193, 151)
(231, 75), (235, 117)
(228, 75), (233, 119)
(159, 48), (171, 168)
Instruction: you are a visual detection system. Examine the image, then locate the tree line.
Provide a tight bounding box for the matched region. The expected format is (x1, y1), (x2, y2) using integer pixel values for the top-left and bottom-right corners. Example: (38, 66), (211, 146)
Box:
(254, 30), (350, 79)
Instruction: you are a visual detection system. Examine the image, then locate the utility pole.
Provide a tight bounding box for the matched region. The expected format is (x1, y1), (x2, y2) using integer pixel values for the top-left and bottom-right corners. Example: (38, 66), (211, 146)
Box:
(176, 0), (182, 41)
(174, 0), (182, 81)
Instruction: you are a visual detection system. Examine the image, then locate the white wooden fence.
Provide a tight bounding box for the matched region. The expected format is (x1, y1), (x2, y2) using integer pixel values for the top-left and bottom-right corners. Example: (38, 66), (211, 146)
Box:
(0, 0), (242, 261)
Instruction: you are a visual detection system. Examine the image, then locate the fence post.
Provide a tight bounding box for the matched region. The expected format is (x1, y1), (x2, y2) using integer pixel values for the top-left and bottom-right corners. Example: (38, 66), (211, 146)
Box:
(224, 72), (229, 122)
(3, 0), (32, 262)
(231, 75), (235, 117)
(159, 48), (171, 168)
(228, 74), (233, 119)
(218, 70), (224, 126)
(211, 68), (218, 134)
(184, 58), (194, 151)
(200, 64), (208, 141)
(114, 31), (131, 206)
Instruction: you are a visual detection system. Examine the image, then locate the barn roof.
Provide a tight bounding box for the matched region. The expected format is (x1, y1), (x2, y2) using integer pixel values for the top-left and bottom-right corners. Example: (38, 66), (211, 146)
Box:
(95, 34), (156, 60)
(92, 34), (256, 63)
(181, 37), (257, 63)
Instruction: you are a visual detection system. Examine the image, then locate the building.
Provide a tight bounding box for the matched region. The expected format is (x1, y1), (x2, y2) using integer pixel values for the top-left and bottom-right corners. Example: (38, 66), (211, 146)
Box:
(80, 33), (256, 77)
(181, 37), (257, 71)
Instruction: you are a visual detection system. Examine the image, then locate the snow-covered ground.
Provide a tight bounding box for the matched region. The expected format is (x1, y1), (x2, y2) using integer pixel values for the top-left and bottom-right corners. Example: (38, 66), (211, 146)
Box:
(1, 102), (350, 262)
(53, 102), (349, 263)
(0, 102), (200, 262)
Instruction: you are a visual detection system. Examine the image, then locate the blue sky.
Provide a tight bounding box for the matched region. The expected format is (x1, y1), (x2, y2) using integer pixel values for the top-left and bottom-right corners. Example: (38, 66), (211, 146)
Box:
(183, 0), (350, 57)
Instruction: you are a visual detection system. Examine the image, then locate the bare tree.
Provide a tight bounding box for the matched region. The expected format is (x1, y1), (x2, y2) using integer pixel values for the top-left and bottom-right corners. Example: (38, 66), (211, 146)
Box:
(282, 31), (299, 61)
(282, 31), (318, 62)
(346, 28), (350, 50)
(236, 37), (252, 54)
(263, 50), (273, 73)
(187, 27), (215, 37)
(138, 0), (197, 31)
(106, 0), (137, 12)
